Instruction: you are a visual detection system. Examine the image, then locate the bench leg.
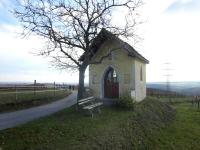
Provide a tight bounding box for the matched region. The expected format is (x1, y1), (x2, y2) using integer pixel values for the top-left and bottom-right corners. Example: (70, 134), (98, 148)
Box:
(97, 107), (101, 114)
(76, 104), (79, 111)
(89, 110), (93, 118)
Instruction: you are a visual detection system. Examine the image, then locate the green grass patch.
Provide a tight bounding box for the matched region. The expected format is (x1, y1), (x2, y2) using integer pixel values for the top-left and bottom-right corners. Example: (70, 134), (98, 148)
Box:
(0, 97), (178, 150)
(151, 103), (200, 150)
(0, 90), (71, 113)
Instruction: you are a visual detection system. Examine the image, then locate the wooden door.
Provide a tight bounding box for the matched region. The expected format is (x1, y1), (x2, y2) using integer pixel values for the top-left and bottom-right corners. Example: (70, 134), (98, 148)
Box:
(104, 68), (119, 98)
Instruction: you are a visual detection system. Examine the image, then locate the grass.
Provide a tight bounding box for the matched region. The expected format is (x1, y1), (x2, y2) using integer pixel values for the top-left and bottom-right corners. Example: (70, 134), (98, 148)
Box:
(0, 97), (179, 150)
(0, 98), (199, 150)
(0, 90), (71, 113)
(0, 106), (132, 150)
(151, 103), (200, 150)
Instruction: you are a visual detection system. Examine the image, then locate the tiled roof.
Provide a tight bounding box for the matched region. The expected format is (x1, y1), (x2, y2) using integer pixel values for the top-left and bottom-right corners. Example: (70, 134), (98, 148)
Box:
(79, 28), (149, 64)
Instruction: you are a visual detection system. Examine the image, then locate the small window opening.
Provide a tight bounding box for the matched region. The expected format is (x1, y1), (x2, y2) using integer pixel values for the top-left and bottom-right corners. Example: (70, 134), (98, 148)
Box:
(92, 73), (96, 84)
(140, 66), (143, 81)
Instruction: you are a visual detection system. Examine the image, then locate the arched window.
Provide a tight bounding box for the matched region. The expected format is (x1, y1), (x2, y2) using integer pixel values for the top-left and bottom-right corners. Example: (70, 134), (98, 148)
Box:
(104, 67), (118, 83)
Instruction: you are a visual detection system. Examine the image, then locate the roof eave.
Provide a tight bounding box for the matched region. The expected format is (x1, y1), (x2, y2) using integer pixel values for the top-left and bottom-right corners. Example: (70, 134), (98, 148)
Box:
(128, 53), (149, 64)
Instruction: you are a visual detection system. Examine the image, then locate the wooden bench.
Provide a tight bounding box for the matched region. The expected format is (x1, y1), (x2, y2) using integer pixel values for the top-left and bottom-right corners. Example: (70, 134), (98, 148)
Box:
(78, 96), (103, 117)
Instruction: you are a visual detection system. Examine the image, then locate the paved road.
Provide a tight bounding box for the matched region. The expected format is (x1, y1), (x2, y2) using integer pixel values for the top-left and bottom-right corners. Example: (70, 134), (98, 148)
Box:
(0, 91), (77, 131)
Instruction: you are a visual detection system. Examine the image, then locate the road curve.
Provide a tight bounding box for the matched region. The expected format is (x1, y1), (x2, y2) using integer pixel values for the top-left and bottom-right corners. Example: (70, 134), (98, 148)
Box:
(0, 91), (77, 131)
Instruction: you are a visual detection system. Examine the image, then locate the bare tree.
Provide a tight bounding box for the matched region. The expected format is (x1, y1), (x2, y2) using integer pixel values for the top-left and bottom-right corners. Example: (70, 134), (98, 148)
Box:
(14, 0), (143, 101)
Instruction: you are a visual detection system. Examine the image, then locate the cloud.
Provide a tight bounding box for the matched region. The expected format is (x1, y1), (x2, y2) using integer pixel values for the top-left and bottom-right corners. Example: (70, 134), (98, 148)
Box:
(0, 0), (18, 25)
(1, 0), (200, 83)
(166, 0), (200, 13)
(0, 24), (87, 83)
(143, 10), (200, 82)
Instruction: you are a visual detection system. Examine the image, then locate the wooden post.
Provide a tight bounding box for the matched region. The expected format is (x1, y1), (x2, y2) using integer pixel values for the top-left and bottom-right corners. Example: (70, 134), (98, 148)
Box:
(192, 96), (195, 107)
(63, 83), (65, 93)
(15, 85), (18, 101)
(54, 81), (55, 97)
(192, 98), (194, 107)
(34, 80), (36, 96)
(193, 96), (197, 107)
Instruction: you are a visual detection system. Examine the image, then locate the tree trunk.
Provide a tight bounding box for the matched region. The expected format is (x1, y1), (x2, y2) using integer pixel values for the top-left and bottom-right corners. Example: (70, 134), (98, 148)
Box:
(77, 65), (87, 101)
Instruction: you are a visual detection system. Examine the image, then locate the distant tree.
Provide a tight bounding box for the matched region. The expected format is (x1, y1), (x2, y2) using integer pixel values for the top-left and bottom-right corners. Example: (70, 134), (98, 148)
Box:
(14, 0), (143, 101)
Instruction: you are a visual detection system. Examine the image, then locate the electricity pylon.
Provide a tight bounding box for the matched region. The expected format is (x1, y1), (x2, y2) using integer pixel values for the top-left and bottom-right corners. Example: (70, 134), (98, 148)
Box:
(163, 62), (173, 103)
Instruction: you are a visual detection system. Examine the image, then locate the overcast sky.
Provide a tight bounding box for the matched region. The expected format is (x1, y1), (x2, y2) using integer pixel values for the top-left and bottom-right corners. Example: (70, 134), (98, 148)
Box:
(0, 0), (200, 83)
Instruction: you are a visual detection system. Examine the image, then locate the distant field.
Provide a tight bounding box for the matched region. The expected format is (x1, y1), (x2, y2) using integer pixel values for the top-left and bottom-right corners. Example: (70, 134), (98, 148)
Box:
(147, 82), (200, 96)
(147, 87), (195, 103)
(0, 88), (54, 93)
(157, 96), (193, 103)
(0, 89), (71, 113)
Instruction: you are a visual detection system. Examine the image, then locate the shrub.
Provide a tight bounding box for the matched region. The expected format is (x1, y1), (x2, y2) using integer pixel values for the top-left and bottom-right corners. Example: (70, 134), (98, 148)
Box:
(117, 93), (135, 110)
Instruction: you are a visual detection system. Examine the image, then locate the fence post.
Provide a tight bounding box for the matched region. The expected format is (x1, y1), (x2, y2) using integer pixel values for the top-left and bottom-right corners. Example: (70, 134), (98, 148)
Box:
(34, 80), (36, 96)
(54, 81), (55, 97)
(192, 98), (194, 107)
(15, 85), (18, 101)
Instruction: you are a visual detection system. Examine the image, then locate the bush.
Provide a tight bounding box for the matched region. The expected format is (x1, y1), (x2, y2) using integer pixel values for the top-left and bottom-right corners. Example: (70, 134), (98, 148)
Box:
(117, 93), (135, 110)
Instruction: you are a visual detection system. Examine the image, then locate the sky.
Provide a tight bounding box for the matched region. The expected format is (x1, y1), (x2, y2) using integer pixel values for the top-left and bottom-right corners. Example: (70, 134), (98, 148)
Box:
(142, 0), (200, 82)
(0, 0), (200, 83)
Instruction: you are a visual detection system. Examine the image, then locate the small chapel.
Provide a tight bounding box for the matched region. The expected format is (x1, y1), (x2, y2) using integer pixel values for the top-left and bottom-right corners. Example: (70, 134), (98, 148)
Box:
(87, 29), (149, 102)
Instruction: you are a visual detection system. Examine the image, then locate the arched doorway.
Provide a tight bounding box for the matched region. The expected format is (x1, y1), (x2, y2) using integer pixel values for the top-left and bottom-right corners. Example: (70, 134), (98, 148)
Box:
(104, 67), (119, 98)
